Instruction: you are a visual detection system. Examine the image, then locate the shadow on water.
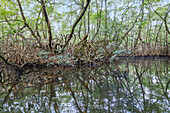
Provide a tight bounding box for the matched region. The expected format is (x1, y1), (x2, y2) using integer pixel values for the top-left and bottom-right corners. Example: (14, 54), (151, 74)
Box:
(0, 58), (169, 113)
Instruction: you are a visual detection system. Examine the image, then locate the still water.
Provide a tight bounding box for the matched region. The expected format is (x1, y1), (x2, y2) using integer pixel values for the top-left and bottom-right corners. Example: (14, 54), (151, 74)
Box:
(0, 58), (169, 113)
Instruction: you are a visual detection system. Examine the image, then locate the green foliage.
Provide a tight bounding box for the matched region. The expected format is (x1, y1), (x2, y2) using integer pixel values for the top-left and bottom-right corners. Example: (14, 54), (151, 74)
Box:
(38, 51), (51, 56)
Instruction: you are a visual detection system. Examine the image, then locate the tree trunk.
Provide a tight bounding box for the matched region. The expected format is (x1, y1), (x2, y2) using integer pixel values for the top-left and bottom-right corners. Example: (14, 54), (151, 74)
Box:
(41, 0), (52, 51)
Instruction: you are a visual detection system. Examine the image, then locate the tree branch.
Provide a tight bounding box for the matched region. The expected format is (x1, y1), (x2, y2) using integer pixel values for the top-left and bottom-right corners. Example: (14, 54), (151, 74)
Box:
(17, 0), (43, 48)
(115, 9), (142, 49)
(0, 55), (20, 68)
(148, 1), (170, 34)
(60, 0), (91, 53)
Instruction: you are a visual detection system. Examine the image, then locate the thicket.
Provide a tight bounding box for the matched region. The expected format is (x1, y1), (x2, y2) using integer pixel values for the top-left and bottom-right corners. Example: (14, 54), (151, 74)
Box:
(0, 0), (169, 66)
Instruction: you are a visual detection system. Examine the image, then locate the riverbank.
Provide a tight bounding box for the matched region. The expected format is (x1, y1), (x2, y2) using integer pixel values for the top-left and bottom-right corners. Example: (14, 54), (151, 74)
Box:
(117, 55), (169, 60)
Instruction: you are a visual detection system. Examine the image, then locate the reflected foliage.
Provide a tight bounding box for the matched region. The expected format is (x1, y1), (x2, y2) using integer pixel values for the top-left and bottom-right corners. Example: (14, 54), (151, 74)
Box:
(0, 59), (169, 112)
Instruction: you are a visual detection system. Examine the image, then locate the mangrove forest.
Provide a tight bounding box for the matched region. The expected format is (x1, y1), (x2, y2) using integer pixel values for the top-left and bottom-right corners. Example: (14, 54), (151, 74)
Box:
(0, 0), (169, 112)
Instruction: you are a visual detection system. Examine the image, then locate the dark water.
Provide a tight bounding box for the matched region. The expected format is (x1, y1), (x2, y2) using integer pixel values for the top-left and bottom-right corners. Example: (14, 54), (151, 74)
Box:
(0, 59), (169, 113)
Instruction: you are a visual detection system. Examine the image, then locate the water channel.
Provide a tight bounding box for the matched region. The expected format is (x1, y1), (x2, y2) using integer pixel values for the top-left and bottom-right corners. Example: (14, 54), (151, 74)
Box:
(0, 58), (169, 113)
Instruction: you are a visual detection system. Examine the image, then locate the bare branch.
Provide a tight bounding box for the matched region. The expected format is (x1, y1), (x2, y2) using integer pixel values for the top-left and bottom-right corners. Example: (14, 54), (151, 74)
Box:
(17, 0), (43, 48)
(116, 9), (142, 49)
(148, 1), (170, 34)
(60, 0), (91, 53)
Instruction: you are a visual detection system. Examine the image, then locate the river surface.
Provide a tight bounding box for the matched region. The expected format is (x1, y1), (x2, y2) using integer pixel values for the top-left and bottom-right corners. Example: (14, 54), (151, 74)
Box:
(0, 58), (169, 113)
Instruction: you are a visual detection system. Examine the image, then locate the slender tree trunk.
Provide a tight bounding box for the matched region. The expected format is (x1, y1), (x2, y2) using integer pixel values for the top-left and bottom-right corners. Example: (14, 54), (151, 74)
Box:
(105, 0), (107, 39)
(41, 0), (52, 51)
(82, 0), (86, 35)
(84, 15), (87, 35)
(165, 32), (168, 55)
(96, 0), (99, 36)
(155, 21), (163, 48)
(88, 3), (90, 39)
(146, 5), (151, 54)
(93, 0), (103, 41)
(134, 0), (144, 51)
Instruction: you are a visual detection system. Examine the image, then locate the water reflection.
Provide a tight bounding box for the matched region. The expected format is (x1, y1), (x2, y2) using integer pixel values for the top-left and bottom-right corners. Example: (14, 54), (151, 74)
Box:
(0, 59), (169, 113)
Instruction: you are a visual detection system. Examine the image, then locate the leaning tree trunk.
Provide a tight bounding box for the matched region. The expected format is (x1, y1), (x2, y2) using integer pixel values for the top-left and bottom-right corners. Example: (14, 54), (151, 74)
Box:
(41, 0), (53, 51)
